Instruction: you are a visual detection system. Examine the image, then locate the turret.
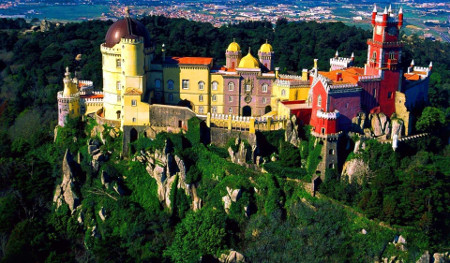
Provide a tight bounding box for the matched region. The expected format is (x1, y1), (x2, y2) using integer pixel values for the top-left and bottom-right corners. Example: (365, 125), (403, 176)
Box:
(335, 50), (339, 58)
(226, 38), (242, 69)
(407, 60), (414, 73)
(398, 7), (403, 29)
(429, 61), (433, 71)
(371, 4), (377, 26)
(388, 4), (392, 15)
(382, 6), (388, 26)
(351, 52), (355, 61)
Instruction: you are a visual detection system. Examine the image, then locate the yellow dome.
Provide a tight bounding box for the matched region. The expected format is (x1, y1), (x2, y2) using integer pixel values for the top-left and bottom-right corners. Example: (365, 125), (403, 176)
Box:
(259, 43), (273, 53)
(227, 41), (240, 52)
(238, 51), (260, 68)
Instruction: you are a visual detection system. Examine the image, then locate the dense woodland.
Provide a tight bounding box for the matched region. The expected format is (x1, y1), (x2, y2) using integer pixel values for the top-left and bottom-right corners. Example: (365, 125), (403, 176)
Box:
(0, 17), (449, 262)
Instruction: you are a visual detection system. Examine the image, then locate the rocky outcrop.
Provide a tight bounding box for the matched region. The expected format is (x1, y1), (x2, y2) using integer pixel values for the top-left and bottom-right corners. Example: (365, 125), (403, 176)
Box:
(222, 187), (242, 214)
(369, 112), (390, 137)
(416, 251), (430, 263)
(144, 140), (201, 210)
(352, 112), (367, 132)
(391, 118), (404, 139)
(53, 150), (81, 213)
(415, 251), (450, 263)
(98, 207), (106, 221)
(229, 138), (250, 165)
(285, 115), (301, 146)
(219, 250), (246, 263)
(341, 158), (370, 185)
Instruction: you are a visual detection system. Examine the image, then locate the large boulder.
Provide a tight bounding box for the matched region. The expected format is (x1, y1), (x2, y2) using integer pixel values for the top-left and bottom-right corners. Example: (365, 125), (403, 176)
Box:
(370, 112), (390, 137)
(352, 112), (367, 132)
(219, 250), (246, 263)
(285, 115), (301, 146)
(433, 252), (450, 263)
(222, 187), (242, 213)
(391, 118), (404, 139)
(53, 150), (81, 213)
(341, 158), (370, 185)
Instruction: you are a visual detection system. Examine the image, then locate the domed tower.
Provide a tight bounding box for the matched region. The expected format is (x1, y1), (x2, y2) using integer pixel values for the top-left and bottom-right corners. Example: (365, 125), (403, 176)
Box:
(226, 39), (242, 69)
(58, 67), (80, 126)
(238, 49), (260, 69)
(258, 40), (274, 71)
(100, 7), (154, 122)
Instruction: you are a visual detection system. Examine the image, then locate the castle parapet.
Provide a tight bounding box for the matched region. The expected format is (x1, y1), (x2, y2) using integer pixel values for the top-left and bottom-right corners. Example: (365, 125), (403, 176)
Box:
(311, 130), (342, 140)
(316, 109), (339, 120)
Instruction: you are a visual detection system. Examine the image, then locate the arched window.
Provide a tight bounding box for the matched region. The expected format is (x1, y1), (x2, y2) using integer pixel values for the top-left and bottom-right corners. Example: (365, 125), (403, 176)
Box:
(168, 94), (173, 101)
(317, 95), (322, 107)
(281, 89), (286, 96)
(228, 107), (233, 114)
(198, 106), (204, 114)
(229, 96), (233, 102)
(155, 79), (161, 90)
(199, 95), (203, 102)
(212, 95), (217, 101)
(228, 82), (234, 91)
(212, 81), (218, 91)
(198, 81), (205, 90)
(372, 51), (377, 61)
(212, 106), (217, 113)
(245, 84), (251, 92)
(389, 52), (395, 60)
(167, 80), (174, 90)
(262, 83), (268, 93)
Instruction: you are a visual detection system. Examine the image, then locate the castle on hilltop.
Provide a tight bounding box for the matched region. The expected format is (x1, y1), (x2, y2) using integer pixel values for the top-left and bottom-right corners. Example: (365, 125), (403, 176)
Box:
(58, 6), (431, 172)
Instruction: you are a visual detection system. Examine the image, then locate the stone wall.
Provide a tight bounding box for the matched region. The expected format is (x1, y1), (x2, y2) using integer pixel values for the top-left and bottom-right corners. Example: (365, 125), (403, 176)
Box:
(210, 127), (256, 147)
(149, 104), (196, 129)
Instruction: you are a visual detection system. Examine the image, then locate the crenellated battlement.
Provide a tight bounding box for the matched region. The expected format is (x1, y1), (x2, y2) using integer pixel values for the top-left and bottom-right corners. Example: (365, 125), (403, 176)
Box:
(358, 75), (382, 82)
(316, 109), (339, 120)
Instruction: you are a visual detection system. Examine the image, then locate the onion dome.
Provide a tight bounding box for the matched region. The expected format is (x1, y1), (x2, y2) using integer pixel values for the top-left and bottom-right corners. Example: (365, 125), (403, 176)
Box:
(227, 39), (241, 52)
(259, 40), (273, 53)
(104, 8), (151, 48)
(238, 49), (260, 68)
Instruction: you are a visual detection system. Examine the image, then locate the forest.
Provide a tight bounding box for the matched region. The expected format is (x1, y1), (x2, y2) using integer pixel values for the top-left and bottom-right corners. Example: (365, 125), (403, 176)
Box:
(0, 16), (449, 262)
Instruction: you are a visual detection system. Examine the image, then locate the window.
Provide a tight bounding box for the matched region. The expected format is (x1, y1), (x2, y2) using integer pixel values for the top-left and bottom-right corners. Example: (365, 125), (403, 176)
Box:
(167, 80), (174, 90)
(131, 100), (137, 106)
(329, 149), (335, 155)
(212, 81), (218, 91)
(116, 81), (121, 90)
(388, 91), (393, 99)
(182, 79), (190, 90)
(228, 107), (233, 114)
(212, 106), (217, 113)
(198, 106), (204, 114)
(117, 95), (121, 102)
(168, 93), (173, 102)
(228, 82), (234, 91)
(116, 59), (121, 68)
(155, 79), (161, 90)
(229, 96), (233, 102)
(262, 83), (268, 93)
(245, 84), (251, 92)
(372, 52), (377, 61)
(198, 81), (205, 90)
(281, 89), (286, 96)
(317, 95), (322, 107)
(321, 127), (325, 134)
(345, 102), (349, 109)
(389, 52), (395, 60)
(328, 163), (335, 169)
(373, 89), (377, 98)
(199, 95), (203, 102)
(132, 117), (136, 123)
(212, 95), (217, 102)
(262, 97), (267, 103)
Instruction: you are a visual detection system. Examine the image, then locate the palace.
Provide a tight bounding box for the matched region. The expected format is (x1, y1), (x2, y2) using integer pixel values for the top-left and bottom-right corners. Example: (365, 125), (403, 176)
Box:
(58, 6), (431, 167)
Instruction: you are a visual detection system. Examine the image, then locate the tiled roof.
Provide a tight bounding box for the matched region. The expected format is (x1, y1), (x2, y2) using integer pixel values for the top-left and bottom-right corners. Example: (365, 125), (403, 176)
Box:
(165, 56), (213, 65)
(319, 67), (365, 85)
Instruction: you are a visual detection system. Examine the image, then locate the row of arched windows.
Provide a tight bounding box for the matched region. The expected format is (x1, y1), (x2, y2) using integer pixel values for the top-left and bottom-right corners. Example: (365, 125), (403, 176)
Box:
(155, 79), (269, 93)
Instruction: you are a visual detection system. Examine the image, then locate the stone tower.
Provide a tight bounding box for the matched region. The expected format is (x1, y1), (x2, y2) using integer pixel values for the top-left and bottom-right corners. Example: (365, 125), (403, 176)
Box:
(57, 67), (80, 127)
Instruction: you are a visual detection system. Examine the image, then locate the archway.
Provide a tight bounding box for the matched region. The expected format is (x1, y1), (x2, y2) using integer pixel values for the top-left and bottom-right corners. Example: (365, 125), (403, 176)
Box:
(242, 106), (252, 117)
(130, 128), (138, 143)
(264, 105), (272, 114)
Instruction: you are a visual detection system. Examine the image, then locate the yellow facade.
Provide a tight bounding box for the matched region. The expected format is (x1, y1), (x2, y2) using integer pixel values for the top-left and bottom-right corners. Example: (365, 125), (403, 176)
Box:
(210, 74), (224, 114)
(121, 89), (151, 128)
(178, 66), (211, 114)
(163, 66), (181, 104)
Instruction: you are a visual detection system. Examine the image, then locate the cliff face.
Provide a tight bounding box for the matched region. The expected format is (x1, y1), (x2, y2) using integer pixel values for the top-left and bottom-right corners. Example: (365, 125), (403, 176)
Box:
(53, 149), (81, 213)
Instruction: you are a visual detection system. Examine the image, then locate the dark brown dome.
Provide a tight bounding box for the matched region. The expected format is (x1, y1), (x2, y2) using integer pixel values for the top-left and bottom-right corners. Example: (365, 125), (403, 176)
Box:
(104, 17), (152, 48)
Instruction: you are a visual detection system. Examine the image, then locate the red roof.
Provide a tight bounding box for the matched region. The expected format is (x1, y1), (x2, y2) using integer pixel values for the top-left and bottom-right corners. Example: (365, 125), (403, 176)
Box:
(320, 67), (365, 85)
(81, 94), (103, 99)
(166, 56), (213, 65)
(404, 73), (421, 81)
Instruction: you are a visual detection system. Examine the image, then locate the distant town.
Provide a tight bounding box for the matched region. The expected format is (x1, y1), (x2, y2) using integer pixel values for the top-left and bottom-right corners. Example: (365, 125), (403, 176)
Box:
(1, 0), (449, 42)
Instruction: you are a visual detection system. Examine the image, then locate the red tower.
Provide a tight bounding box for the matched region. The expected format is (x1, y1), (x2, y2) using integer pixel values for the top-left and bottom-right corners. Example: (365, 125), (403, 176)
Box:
(365, 5), (403, 116)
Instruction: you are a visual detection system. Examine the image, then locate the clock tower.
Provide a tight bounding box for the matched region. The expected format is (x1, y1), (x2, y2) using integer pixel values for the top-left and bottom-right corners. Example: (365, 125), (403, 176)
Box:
(365, 5), (403, 76)
(365, 5), (403, 116)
